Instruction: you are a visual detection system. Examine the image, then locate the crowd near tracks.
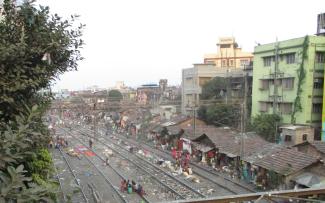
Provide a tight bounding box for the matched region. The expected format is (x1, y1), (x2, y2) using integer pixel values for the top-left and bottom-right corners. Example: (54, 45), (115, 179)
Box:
(53, 129), (141, 203)
(59, 127), (148, 203)
(86, 124), (255, 195)
(121, 134), (256, 194)
(73, 127), (208, 200)
(55, 122), (256, 202)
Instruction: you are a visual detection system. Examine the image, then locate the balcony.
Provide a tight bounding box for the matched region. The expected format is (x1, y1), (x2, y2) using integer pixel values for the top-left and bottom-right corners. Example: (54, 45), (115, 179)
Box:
(315, 63), (325, 72)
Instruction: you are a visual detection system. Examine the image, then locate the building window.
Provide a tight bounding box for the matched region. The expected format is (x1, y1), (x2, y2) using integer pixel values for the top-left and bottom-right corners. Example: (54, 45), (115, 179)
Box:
(263, 56), (274, 67)
(316, 52), (325, 63)
(220, 44), (231, 48)
(302, 134), (307, 141)
(240, 60), (249, 66)
(313, 78), (324, 89)
(259, 80), (269, 90)
(285, 53), (296, 64)
(312, 103), (322, 113)
(279, 103), (292, 114)
(259, 102), (270, 112)
(205, 60), (215, 64)
(222, 60), (226, 67)
(230, 60), (234, 66)
(282, 78), (294, 89)
(285, 135), (292, 142)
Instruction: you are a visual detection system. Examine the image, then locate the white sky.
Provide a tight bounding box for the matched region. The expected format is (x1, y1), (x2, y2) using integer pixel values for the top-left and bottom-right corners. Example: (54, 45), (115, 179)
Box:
(37, 0), (324, 91)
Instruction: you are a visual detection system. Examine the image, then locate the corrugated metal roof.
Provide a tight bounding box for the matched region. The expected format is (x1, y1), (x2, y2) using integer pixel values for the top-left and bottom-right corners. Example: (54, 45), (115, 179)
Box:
(311, 141), (325, 154)
(253, 148), (319, 176)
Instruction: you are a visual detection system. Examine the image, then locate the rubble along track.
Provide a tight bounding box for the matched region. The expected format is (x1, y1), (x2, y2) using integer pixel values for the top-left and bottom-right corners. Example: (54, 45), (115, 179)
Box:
(52, 154), (66, 202)
(54, 145), (89, 202)
(92, 130), (239, 197)
(117, 133), (257, 195)
(59, 127), (148, 203)
(74, 127), (208, 200)
(90, 124), (256, 195)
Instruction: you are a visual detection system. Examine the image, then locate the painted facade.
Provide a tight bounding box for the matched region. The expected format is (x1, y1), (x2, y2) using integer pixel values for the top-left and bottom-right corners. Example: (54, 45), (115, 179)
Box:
(251, 36), (325, 136)
(204, 37), (253, 68)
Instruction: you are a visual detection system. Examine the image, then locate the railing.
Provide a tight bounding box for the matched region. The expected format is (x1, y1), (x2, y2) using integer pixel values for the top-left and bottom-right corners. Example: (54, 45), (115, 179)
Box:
(315, 62), (325, 71)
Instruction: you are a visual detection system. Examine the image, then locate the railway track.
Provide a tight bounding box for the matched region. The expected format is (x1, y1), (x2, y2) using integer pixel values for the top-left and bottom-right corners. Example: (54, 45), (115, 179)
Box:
(52, 155), (66, 202)
(52, 145), (89, 203)
(116, 132), (256, 194)
(73, 127), (209, 200)
(115, 134), (256, 194)
(59, 127), (148, 203)
(85, 124), (256, 195)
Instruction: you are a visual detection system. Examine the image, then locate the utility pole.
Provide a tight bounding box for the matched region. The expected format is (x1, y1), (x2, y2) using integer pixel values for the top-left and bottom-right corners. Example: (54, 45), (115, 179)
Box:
(240, 103), (244, 160)
(93, 95), (97, 138)
(192, 94), (197, 138)
(226, 68), (229, 104)
(273, 38), (279, 114)
(273, 38), (280, 142)
(243, 67), (248, 128)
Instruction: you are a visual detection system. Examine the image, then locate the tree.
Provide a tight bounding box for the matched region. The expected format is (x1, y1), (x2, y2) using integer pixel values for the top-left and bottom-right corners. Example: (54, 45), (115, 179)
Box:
(200, 77), (227, 100)
(0, 0), (84, 123)
(108, 90), (123, 100)
(0, 0), (84, 201)
(251, 114), (281, 142)
(197, 104), (240, 128)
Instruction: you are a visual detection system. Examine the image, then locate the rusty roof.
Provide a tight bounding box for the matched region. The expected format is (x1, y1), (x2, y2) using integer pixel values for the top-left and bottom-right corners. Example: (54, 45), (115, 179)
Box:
(311, 141), (325, 154)
(183, 126), (270, 158)
(253, 147), (319, 176)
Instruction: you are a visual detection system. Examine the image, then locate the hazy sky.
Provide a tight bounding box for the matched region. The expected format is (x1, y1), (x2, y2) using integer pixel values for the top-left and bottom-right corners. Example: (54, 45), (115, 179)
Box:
(37, 0), (323, 91)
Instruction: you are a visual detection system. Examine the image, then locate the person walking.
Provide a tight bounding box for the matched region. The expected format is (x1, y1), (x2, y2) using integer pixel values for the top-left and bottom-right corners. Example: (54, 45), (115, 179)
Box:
(120, 179), (127, 192)
(89, 139), (93, 149)
(127, 180), (132, 194)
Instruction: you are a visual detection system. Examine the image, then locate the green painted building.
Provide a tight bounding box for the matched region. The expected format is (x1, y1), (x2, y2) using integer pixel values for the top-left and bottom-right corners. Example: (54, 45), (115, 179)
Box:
(251, 36), (325, 138)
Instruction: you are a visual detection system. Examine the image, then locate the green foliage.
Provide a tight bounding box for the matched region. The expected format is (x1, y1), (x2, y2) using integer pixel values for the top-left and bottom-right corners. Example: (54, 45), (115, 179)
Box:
(291, 36), (308, 124)
(108, 90), (123, 100)
(0, 0), (84, 123)
(251, 114), (281, 142)
(0, 106), (57, 202)
(197, 104), (240, 128)
(29, 148), (53, 178)
(200, 77), (227, 100)
(0, 165), (53, 203)
(0, 0), (84, 201)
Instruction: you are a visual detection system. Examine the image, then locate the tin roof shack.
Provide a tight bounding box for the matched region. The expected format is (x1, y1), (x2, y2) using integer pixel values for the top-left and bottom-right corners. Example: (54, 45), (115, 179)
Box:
(279, 125), (315, 146)
(191, 134), (217, 164)
(160, 115), (206, 147)
(252, 147), (321, 190)
(190, 127), (271, 175)
(293, 141), (325, 162)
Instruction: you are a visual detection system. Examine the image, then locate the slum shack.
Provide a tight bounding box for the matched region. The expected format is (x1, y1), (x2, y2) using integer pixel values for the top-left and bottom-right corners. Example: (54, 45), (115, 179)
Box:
(191, 134), (217, 165)
(244, 147), (321, 190)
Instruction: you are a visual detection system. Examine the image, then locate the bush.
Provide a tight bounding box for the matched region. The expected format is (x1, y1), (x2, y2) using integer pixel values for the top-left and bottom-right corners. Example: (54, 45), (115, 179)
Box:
(251, 114), (281, 142)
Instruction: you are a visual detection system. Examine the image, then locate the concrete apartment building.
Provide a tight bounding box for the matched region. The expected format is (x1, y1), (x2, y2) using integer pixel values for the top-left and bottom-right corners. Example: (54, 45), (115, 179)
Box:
(181, 64), (248, 115)
(204, 37), (253, 68)
(181, 37), (253, 115)
(251, 35), (325, 138)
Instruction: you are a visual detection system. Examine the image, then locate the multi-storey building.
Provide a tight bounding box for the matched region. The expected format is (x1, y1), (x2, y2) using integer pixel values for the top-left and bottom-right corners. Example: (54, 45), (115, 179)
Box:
(136, 83), (161, 105)
(181, 37), (254, 115)
(251, 36), (325, 138)
(204, 37), (253, 68)
(181, 64), (248, 115)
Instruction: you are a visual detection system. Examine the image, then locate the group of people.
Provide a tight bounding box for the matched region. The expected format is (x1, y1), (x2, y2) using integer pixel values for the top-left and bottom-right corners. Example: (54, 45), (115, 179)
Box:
(171, 148), (192, 174)
(49, 136), (68, 148)
(120, 179), (145, 196)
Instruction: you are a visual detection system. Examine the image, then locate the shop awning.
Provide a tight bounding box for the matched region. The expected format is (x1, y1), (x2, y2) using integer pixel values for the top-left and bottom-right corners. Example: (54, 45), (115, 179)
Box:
(193, 143), (214, 153)
(293, 172), (325, 188)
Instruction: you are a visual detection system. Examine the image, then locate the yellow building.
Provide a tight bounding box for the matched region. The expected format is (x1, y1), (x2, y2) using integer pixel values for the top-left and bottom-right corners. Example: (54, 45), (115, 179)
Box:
(204, 37), (253, 68)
